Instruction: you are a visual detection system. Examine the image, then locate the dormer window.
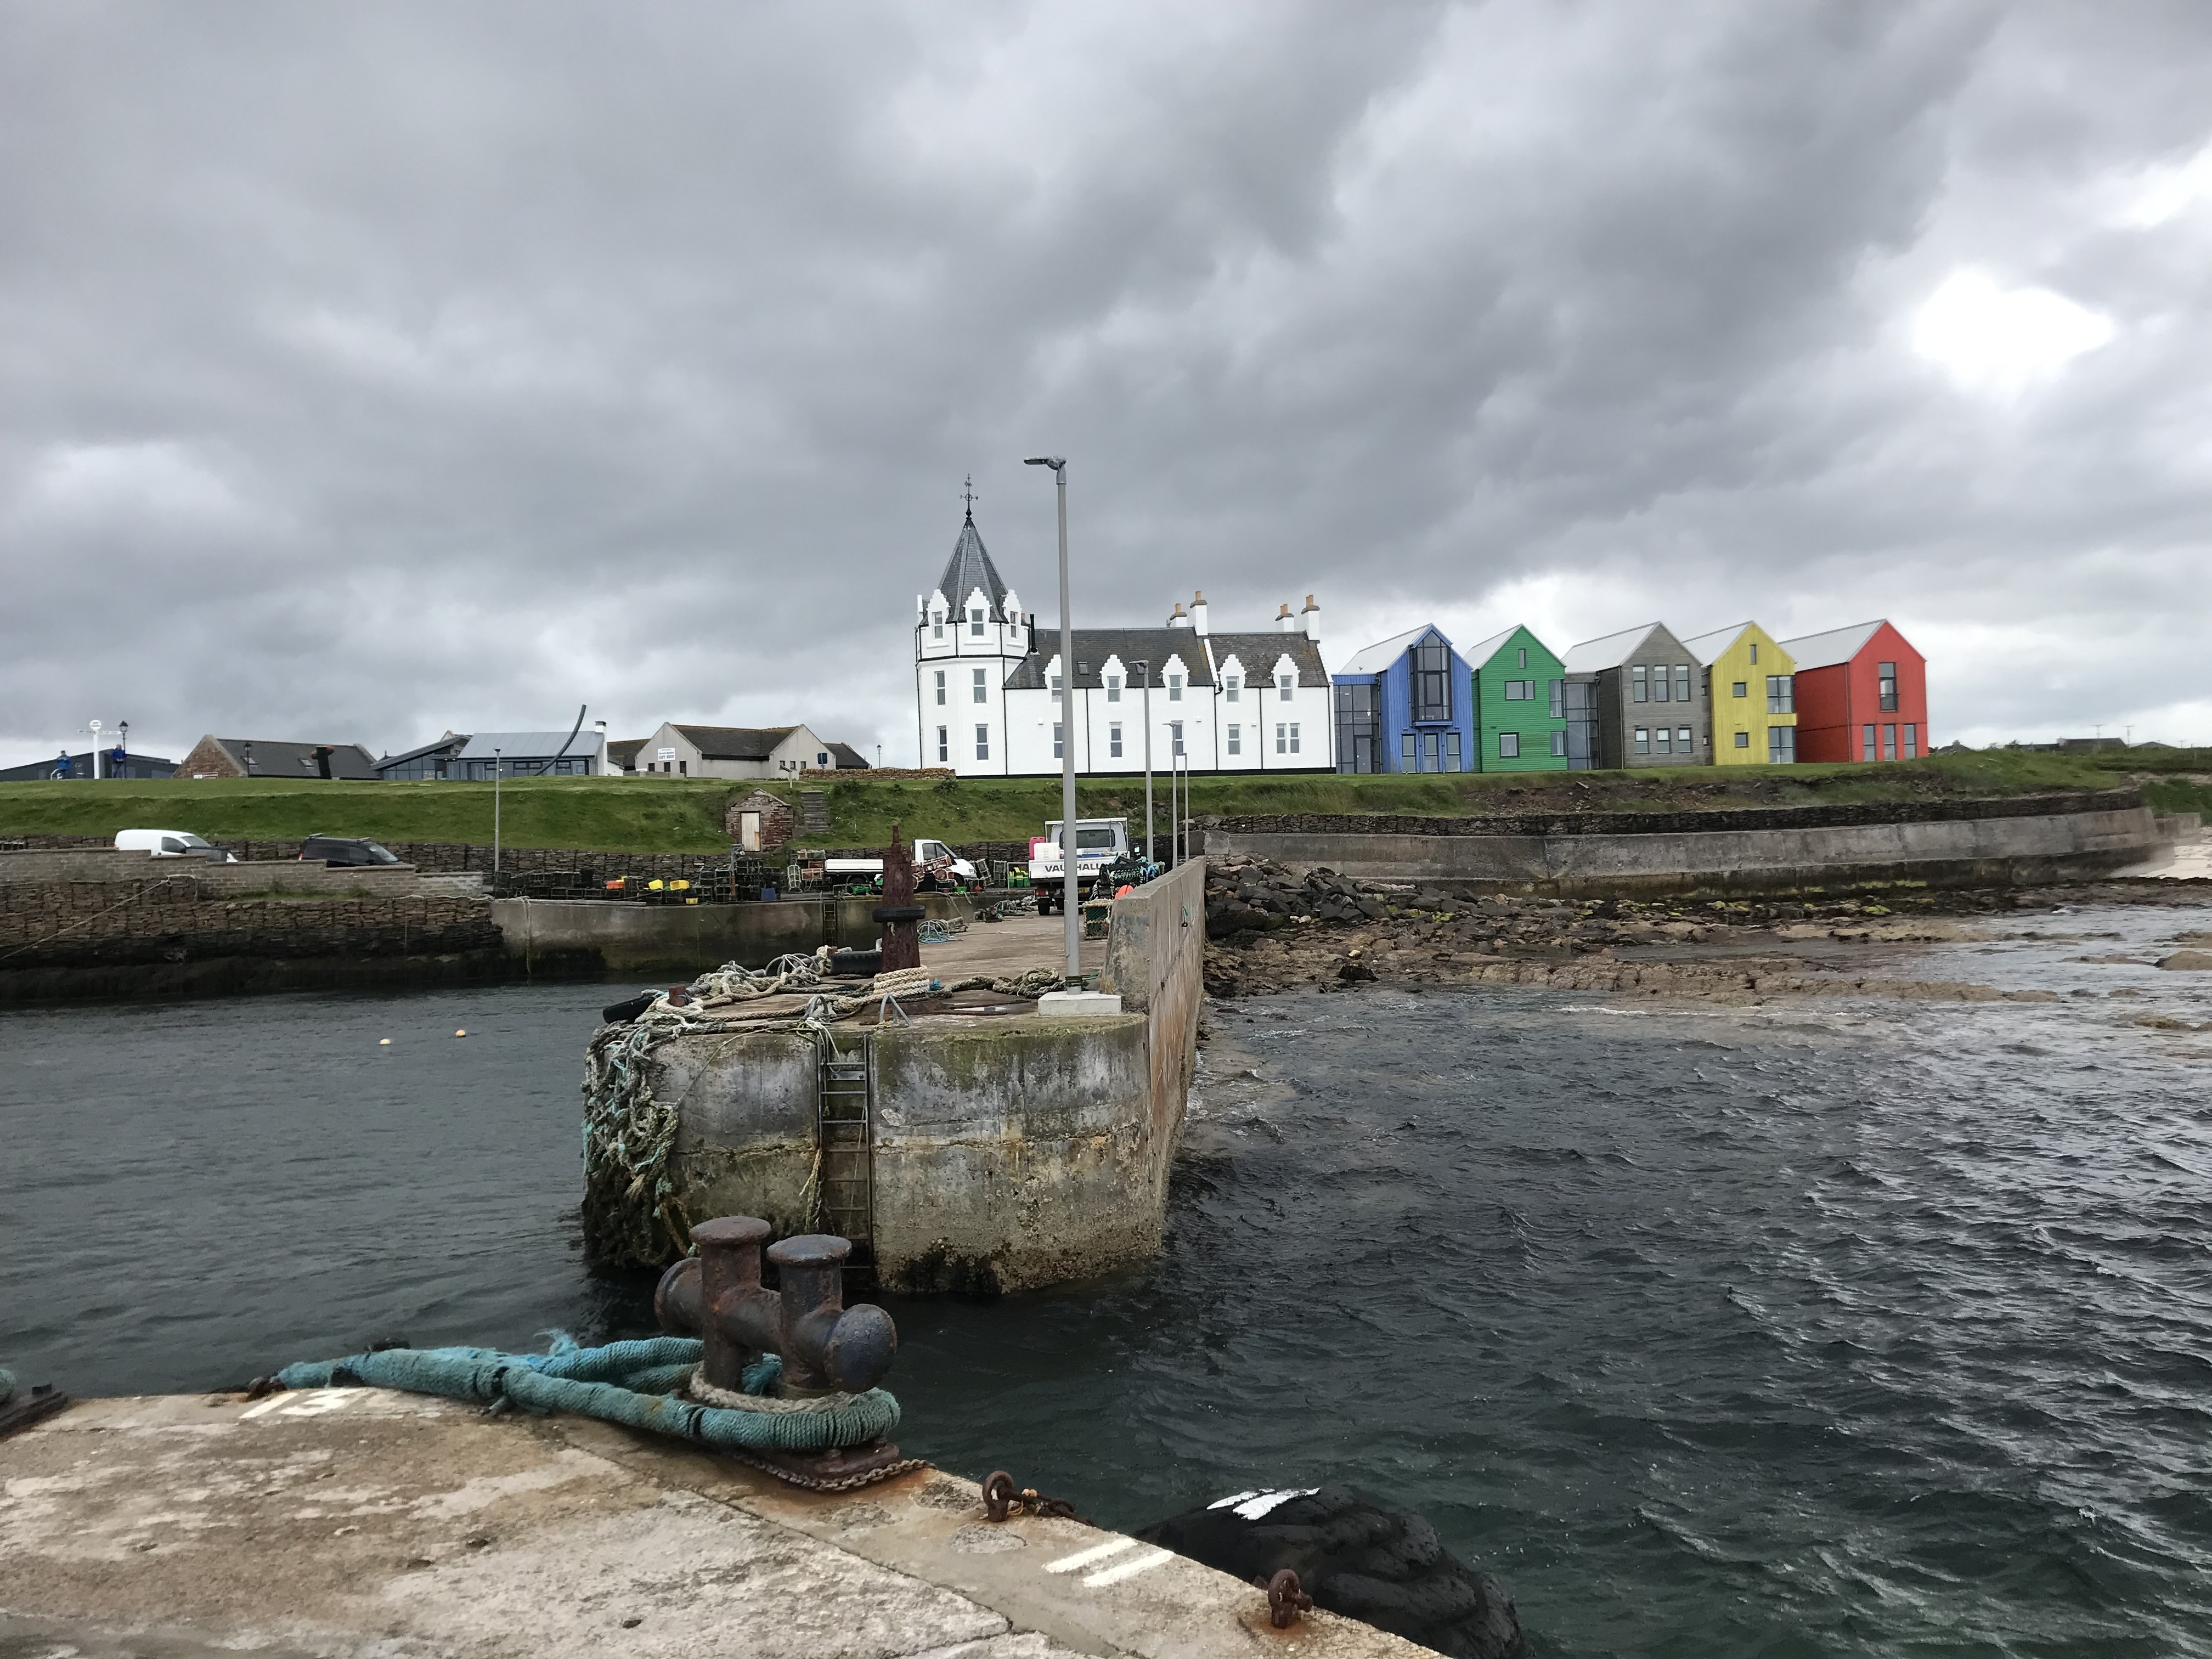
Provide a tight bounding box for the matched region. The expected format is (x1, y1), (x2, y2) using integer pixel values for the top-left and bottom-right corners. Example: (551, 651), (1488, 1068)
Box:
(1167, 674), (1184, 702)
(1224, 674), (1240, 702)
(1049, 673), (1062, 693)
(1107, 675), (1122, 702)
(969, 607), (985, 637)
(1277, 673), (1294, 696)
(932, 611), (944, 640)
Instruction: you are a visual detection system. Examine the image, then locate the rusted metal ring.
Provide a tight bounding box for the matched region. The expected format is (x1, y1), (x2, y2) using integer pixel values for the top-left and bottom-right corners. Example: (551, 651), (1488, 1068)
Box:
(1265, 1568), (1313, 1629)
(981, 1470), (1017, 1523)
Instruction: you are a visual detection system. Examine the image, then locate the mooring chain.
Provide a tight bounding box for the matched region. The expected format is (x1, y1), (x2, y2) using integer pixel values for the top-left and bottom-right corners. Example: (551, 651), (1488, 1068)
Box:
(980, 1468), (1092, 1526)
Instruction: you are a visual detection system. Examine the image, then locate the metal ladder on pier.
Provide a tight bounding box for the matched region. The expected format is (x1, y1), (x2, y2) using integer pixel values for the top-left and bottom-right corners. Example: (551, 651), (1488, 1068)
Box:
(814, 1032), (875, 1250)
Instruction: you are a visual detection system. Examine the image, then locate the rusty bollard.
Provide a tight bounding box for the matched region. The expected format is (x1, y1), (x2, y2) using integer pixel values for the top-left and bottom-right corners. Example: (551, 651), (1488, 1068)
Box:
(656, 1218), (897, 1396)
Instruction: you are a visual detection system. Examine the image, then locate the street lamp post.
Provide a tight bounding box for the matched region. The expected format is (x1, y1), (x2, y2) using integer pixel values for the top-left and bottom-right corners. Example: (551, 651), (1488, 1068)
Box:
(493, 748), (503, 877)
(117, 721), (129, 778)
(1024, 454), (1079, 986)
(1133, 659), (1153, 866)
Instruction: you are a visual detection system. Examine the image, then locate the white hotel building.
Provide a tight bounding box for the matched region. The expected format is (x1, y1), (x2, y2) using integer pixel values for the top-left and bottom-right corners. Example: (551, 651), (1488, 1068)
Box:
(914, 509), (1334, 778)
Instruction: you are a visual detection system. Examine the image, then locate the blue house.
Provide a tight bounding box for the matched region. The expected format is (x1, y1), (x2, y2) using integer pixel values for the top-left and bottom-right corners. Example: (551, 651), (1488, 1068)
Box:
(1331, 624), (1477, 773)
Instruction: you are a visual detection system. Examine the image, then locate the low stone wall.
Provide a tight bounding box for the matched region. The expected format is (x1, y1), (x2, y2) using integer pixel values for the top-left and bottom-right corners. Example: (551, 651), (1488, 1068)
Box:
(1099, 856), (1206, 1169)
(493, 892), (974, 975)
(1204, 802), (2163, 896)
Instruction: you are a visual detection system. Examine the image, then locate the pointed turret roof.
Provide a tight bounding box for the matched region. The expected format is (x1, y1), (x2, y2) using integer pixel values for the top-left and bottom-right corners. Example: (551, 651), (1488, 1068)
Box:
(934, 510), (1011, 618)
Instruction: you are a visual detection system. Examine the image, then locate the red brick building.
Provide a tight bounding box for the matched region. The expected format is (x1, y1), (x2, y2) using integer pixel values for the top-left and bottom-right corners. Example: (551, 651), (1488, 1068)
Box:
(1778, 620), (1928, 764)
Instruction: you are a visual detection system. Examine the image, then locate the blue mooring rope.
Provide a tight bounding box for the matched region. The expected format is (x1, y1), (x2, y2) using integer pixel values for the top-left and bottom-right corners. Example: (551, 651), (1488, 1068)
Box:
(273, 1335), (899, 1453)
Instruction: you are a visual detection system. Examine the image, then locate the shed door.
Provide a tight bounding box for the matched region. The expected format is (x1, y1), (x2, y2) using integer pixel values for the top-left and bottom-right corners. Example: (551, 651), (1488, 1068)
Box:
(740, 811), (763, 853)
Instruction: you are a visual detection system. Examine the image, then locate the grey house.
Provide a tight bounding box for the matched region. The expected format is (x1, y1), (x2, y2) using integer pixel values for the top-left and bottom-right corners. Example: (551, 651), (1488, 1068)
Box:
(1560, 623), (1710, 770)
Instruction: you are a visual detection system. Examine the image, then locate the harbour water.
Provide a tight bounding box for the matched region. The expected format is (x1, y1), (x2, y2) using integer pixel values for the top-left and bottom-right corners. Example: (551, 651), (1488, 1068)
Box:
(3, 904), (2208, 1657)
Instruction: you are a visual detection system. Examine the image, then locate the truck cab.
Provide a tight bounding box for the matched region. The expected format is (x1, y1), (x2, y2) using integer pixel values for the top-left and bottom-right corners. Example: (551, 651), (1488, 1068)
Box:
(1027, 818), (1132, 913)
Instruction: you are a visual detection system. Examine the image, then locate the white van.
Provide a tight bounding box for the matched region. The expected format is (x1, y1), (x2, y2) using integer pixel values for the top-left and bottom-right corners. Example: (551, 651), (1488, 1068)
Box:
(114, 829), (237, 862)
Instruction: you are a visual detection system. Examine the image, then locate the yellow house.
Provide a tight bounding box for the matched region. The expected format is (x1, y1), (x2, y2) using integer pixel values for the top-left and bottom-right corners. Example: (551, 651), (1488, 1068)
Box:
(1681, 623), (1798, 764)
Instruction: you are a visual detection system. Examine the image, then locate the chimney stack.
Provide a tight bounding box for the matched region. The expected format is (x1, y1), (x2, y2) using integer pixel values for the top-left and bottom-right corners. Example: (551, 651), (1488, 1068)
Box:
(1301, 593), (1321, 642)
(1167, 601), (1191, 629)
(1190, 589), (1209, 636)
(1276, 602), (1296, 634)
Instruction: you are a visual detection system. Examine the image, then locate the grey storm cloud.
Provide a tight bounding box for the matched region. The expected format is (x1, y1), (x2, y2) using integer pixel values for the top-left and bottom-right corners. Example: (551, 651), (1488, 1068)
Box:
(4, 0), (2210, 768)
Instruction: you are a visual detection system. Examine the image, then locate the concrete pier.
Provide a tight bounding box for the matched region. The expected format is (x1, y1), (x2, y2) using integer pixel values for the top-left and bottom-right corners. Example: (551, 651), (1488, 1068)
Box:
(1, 1385), (1424, 1657)
(496, 891), (979, 976)
(648, 864), (1208, 1293)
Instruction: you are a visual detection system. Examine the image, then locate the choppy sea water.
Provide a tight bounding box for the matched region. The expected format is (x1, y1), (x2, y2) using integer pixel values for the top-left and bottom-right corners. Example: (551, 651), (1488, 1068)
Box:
(3, 904), (2208, 1657)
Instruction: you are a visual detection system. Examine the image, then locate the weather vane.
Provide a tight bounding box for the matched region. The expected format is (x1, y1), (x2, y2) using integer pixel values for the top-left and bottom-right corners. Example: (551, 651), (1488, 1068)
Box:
(961, 474), (977, 518)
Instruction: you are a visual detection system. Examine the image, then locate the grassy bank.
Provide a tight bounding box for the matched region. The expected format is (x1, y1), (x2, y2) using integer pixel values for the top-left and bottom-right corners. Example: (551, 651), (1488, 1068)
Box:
(0, 748), (2151, 855)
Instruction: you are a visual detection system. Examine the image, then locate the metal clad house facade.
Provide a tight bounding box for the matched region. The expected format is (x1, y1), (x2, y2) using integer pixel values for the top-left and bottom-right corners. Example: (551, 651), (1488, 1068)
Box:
(1464, 624), (1568, 771)
(1780, 619), (1928, 763)
(1681, 623), (1797, 765)
(1561, 623), (1711, 770)
(1331, 625), (1475, 772)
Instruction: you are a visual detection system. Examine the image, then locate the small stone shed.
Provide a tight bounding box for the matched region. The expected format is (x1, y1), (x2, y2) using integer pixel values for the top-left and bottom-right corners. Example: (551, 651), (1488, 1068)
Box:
(725, 791), (797, 851)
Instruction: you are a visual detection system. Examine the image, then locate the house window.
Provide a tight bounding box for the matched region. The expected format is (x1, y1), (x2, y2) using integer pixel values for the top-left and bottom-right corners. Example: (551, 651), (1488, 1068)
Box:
(1110, 723), (1124, 759)
(1335, 682), (1379, 774)
(975, 725), (990, 761)
(1551, 730), (1568, 757)
(1424, 732), (1441, 770)
(1768, 725), (1795, 764)
(1679, 726), (1692, 751)
(1227, 724), (1241, 757)
(1413, 636), (1452, 722)
(1675, 666), (1692, 702)
(1879, 662), (1898, 712)
(1863, 724), (1878, 761)
(1883, 723), (1898, 761)
(1167, 674), (1183, 702)
(1224, 675), (1240, 702)
(1049, 673), (1062, 693)
(1633, 665), (1650, 703)
(1903, 723), (1918, 758)
(934, 670), (946, 706)
(1498, 731), (1520, 759)
(1732, 681), (1748, 698)
(1767, 675), (1793, 713)
(1503, 680), (1534, 701)
(1517, 646), (1528, 668)
(932, 611), (944, 641)
(1653, 665), (1671, 703)
(973, 668), (988, 704)
(1401, 732), (1416, 770)
(1171, 721), (1184, 758)
(1655, 727), (1672, 754)
(1749, 642), (1759, 664)
(1277, 673), (1294, 696)
(1288, 723), (1301, 754)
(1446, 730), (1463, 770)
(1734, 730), (1750, 748)
(1549, 680), (1564, 719)
(936, 726), (949, 763)
(1107, 675), (1121, 702)
(1053, 723), (1063, 760)
(679, 760), (689, 775)
(1282, 724), (1295, 757)
(970, 607), (985, 637)
(1634, 727), (1651, 755)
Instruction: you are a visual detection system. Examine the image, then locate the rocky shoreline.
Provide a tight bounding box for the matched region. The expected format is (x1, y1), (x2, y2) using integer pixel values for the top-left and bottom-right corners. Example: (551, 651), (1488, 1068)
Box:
(1201, 854), (2212, 1011)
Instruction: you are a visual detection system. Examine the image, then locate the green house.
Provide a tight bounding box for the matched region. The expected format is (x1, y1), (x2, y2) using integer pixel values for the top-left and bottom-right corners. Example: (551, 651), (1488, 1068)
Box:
(1465, 625), (1568, 771)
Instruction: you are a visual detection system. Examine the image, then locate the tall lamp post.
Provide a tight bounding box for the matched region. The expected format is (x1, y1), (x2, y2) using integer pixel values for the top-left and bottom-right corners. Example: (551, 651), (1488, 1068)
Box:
(116, 721), (129, 779)
(1132, 660), (1153, 866)
(493, 747), (503, 877)
(1024, 454), (1079, 985)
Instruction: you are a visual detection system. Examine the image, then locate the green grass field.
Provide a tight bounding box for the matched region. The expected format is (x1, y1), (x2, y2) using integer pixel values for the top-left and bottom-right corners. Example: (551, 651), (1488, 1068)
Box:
(0, 746), (2183, 855)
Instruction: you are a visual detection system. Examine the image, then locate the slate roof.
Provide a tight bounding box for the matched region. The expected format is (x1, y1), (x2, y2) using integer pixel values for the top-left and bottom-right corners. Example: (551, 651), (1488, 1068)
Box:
(1562, 623), (1673, 674)
(825, 742), (870, 769)
(1778, 619), (1888, 671)
(1003, 628), (1219, 691)
(933, 512), (1011, 617)
(606, 738), (646, 769)
(1205, 633), (1331, 689)
(377, 734), (467, 768)
(207, 738), (381, 780)
(670, 724), (800, 761)
(1336, 623), (1441, 677)
(455, 731), (606, 761)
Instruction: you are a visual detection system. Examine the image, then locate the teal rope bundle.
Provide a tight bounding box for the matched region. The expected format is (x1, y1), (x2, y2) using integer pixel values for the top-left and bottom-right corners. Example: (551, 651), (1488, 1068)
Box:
(273, 1335), (899, 1453)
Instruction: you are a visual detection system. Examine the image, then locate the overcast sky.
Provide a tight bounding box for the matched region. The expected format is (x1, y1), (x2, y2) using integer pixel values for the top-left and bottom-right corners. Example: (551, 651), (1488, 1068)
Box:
(5, 1), (2210, 769)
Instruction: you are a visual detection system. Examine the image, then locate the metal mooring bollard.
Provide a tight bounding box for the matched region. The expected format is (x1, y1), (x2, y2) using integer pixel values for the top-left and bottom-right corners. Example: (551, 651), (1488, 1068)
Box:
(655, 1216), (898, 1396)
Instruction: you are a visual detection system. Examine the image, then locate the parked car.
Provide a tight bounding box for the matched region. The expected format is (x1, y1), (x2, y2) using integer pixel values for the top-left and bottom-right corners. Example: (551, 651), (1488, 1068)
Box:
(112, 829), (237, 862)
(298, 834), (402, 867)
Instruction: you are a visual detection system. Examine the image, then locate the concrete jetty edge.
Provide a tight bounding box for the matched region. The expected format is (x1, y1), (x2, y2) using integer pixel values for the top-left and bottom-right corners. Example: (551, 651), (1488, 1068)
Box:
(1, 1385), (1426, 1658)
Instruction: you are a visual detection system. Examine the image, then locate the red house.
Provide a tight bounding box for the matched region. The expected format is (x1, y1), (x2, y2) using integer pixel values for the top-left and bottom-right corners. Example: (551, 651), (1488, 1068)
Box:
(1777, 619), (1928, 764)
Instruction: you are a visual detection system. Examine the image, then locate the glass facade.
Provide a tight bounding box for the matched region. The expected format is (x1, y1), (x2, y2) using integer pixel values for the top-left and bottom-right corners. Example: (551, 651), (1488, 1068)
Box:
(1335, 682), (1381, 774)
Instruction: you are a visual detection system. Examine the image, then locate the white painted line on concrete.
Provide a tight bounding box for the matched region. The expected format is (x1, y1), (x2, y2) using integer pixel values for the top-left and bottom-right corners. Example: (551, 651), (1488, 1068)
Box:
(239, 1389), (359, 1422)
(1045, 1537), (1138, 1574)
(1082, 1547), (1176, 1588)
